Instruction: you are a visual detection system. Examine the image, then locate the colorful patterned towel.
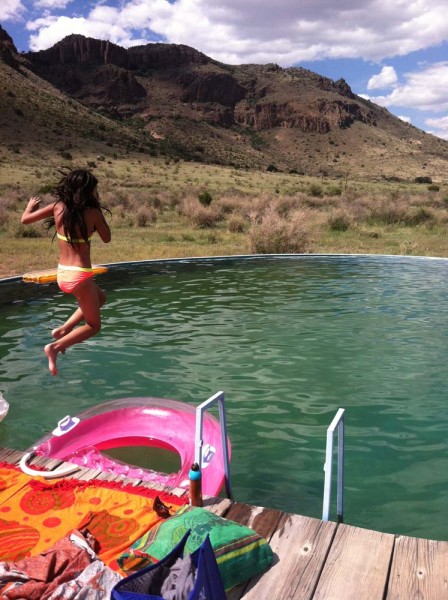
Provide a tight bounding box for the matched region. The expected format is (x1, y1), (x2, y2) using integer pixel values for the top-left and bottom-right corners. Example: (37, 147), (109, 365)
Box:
(0, 529), (121, 599)
(0, 464), (32, 504)
(0, 463), (187, 569)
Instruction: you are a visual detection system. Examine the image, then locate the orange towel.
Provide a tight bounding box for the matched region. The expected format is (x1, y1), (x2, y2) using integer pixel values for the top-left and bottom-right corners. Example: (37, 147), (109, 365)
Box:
(0, 464), (31, 504)
(0, 465), (186, 568)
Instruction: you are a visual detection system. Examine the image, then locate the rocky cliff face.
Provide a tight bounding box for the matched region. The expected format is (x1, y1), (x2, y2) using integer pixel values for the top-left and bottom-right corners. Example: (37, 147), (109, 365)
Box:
(26, 36), (210, 71)
(128, 43), (210, 70)
(27, 34), (130, 68)
(0, 24), (18, 67)
(22, 33), (375, 131)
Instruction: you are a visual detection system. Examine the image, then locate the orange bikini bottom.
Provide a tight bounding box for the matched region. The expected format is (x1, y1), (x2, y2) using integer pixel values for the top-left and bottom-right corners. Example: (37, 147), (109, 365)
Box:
(57, 264), (95, 294)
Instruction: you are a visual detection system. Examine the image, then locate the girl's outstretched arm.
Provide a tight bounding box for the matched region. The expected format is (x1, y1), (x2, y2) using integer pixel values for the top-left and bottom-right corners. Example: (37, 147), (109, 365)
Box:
(92, 208), (111, 243)
(21, 197), (56, 224)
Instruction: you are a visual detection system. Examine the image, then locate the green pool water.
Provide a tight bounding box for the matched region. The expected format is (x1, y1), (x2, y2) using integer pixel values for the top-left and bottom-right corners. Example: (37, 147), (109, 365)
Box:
(1, 255), (447, 541)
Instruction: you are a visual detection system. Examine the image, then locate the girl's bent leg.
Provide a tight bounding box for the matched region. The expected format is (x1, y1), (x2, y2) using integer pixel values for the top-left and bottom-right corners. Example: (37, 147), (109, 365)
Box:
(52, 286), (106, 339)
(45, 280), (104, 376)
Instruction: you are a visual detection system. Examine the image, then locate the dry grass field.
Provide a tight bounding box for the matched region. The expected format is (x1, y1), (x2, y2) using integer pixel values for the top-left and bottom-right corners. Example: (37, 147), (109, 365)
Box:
(1, 151), (448, 279)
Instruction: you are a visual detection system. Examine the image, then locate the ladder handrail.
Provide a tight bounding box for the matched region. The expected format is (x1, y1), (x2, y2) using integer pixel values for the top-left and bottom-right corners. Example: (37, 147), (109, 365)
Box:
(195, 391), (233, 499)
(322, 408), (345, 522)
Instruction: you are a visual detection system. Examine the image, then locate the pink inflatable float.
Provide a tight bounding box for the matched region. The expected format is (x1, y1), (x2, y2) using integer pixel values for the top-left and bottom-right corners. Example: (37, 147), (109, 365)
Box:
(20, 395), (232, 497)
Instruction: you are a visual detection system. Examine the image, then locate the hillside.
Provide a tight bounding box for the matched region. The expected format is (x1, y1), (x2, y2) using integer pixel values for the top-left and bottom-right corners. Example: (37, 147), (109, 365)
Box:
(2, 25), (448, 181)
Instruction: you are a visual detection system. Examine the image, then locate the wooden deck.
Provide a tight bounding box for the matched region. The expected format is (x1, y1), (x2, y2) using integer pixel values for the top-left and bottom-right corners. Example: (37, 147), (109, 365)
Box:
(1, 446), (447, 599)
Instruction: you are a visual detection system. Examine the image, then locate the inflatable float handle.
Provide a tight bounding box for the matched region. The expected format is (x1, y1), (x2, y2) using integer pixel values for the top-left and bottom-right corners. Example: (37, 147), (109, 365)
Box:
(19, 451), (80, 479)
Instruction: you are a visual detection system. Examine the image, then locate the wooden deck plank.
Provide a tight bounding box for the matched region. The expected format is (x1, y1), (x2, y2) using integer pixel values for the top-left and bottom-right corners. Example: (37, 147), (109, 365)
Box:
(0, 448), (25, 465)
(386, 535), (448, 600)
(225, 502), (283, 538)
(313, 524), (395, 600)
(237, 513), (337, 600)
(204, 496), (233, 516)
(0, 447), (15, 462)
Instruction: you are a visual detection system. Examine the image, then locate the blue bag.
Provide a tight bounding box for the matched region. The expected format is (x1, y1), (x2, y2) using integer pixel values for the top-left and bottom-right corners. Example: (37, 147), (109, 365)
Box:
(111, 530), (226, 600)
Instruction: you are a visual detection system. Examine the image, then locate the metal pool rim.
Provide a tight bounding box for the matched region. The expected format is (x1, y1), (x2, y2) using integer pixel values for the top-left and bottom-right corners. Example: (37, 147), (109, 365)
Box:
(2, 252), (448, 285)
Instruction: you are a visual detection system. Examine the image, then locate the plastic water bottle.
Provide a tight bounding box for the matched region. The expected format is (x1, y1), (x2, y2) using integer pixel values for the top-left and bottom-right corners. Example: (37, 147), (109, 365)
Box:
(0, 392), (9, 422)
(189, 462), (203, 507)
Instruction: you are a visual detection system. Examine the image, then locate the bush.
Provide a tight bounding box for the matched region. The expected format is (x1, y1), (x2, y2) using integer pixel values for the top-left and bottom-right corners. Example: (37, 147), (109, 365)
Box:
(366, 201), (408, 225)
(179, 197), (222, 228)
(326, 186), (342, 196)
(403, 207), (435, 226)
(308, 184), (323, 197)
(414, 176), (432, 184)
(428, 184), (440, 192)
(328, 210), (352, 231)
(37, 184), (54, 194)
(191, 205), (221, 228)
(228, 214), (247, 233)
(248, 209), (310, 254)
(266, 164), (279, 172)
(0, 207), (9, 229)
(198, 191), (213, 206)
(136, 207), (157, 227)
(10, 223), (45, 238)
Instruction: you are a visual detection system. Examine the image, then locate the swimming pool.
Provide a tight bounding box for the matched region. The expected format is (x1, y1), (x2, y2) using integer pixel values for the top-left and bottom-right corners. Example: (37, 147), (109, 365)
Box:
(1, 254), (447, 540)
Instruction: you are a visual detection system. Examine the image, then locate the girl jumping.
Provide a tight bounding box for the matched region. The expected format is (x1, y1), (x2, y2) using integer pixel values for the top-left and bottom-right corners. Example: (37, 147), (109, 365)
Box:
(21, 169), (111, 376)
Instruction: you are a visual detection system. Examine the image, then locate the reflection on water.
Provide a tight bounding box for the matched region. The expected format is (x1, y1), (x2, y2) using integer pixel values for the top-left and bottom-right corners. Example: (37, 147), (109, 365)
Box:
(1, 255), (448, 540)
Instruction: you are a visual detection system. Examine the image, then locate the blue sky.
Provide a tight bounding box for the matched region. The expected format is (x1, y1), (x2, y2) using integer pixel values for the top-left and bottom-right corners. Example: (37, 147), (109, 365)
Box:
(2, 0), (448, 139)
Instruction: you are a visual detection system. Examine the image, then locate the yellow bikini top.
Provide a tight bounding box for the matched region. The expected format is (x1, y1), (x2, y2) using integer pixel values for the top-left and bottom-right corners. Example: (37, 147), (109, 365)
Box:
(57, 232), (92, 244)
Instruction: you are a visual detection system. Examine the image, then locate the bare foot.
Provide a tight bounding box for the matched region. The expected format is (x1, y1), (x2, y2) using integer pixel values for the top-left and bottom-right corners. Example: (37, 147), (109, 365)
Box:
(44, 343), (59, 376)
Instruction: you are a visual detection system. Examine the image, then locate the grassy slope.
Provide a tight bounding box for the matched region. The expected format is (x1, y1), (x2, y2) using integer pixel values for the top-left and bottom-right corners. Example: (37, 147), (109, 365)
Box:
(2, 151), (448, 279)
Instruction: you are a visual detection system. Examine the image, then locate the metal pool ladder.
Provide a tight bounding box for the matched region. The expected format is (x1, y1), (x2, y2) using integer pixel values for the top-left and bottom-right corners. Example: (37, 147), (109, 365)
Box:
(195, 391), (233, 499)
(322, 407), (345, 523)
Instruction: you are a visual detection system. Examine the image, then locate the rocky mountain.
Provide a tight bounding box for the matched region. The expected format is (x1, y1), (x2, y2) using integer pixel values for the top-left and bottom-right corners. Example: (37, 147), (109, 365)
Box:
(2, 25), (448, 180)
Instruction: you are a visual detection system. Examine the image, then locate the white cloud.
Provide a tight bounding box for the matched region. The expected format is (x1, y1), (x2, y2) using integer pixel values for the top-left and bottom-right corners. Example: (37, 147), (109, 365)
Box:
(425, 116), (448, 140)
(368, 62), (448, 112)
(24, 0), (448, 65)
(398, 115), (411, 123)
(27, 15), (146, 49)
(0, 0), (25, 21)
(367, 66), (398, 90)
(33, 0), (74, 9)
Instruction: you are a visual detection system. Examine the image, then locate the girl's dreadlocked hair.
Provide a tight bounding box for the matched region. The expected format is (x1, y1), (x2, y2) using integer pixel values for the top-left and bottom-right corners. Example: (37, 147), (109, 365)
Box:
(46, 168), (110, 243)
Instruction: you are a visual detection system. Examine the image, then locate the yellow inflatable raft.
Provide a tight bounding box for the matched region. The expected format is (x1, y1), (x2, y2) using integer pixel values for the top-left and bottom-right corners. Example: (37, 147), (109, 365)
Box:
(23, 265), (108, 284)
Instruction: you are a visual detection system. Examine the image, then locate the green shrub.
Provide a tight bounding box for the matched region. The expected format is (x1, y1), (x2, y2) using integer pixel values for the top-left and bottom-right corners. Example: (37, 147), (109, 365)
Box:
(10, 223), (45, 238)
(326, 186), (342, 196)
(198, 191), (213, 206)
(37, 184), (54, 194)
(403, 207), (435, 226)
(266, 164), (279, 172)
(427, 184), (440, 192)
(328, 210), (352, 231)
(308, 184), (323, 197)
(414, 176), (432, 184)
